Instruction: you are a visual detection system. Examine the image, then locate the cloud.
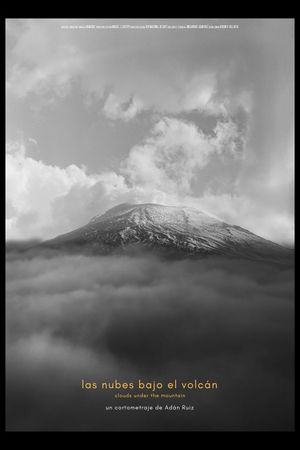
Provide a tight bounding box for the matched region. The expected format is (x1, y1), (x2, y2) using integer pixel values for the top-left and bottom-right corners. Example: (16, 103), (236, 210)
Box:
(122, 117), (244, 196)
(6, 20), (86, 100)
(179, 72), (231, 116)
(103, 93), (143, 121)
(5, 141), (129, 240)
(5, 19), (253, 119)
(197, 192), (294, 247)
(5, 117), (243, 240)
(180, 73), (217, 111)
(6, 248), (294, 431)
(5, 105), (293, 246)
(28, 137), (38, 146)
(5, 20), (294, 245)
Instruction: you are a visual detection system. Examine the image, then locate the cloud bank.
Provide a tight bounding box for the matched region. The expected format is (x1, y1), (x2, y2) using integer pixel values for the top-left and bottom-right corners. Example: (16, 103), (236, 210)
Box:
(6, 247), (294, 431)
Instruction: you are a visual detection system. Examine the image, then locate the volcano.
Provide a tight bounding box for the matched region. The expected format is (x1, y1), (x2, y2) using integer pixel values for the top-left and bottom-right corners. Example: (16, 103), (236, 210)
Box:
(42, 203), (293, 263)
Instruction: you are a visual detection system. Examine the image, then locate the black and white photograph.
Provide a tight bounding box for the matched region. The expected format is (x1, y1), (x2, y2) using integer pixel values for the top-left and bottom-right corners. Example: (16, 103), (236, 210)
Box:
(5, 18), (294, 432)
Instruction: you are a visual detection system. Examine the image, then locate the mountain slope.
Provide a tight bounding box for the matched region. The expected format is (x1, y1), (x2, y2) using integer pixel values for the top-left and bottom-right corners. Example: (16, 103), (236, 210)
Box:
(43, 203), (293, 263)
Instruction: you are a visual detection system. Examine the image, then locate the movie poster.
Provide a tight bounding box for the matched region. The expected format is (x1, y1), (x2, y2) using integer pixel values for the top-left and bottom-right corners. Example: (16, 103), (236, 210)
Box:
(6, 18), (294, 432)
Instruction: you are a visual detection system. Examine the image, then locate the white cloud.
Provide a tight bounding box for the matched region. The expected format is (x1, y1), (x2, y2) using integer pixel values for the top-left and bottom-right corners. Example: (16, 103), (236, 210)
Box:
(179, 73), (225, 115)
(195, 192), (294, 247)
(122, 117), (244, 195)
(212, 120), (245, 157)
(5, 119), (243, 241)
(103, 93), (143, 121)
(5, 112), (293, 246)
(28, 137), (38, 145)
(7, 44), (84, 100)
(5, 20), (294, 246)
(5, 141), (128, 240)
(6, 20), (253, 120)
(122, 118), (209, 194)
(6, 20), (86, 100)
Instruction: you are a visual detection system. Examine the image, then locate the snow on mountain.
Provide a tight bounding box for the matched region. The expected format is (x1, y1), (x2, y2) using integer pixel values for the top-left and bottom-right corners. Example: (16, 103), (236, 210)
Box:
(43, 203), (293, 262)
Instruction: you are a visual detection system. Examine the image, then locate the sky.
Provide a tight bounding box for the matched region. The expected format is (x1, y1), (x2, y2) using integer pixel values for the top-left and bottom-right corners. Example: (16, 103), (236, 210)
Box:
(6, 19), (294, 246)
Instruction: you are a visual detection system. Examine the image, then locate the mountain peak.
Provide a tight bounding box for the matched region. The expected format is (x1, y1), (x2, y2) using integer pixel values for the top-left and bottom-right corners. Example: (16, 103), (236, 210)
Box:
(44, 202), (292, 263)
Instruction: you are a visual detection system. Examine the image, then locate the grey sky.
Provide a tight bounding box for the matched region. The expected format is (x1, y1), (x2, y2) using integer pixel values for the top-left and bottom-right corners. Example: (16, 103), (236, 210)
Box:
(6, 19), (294, 245)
